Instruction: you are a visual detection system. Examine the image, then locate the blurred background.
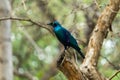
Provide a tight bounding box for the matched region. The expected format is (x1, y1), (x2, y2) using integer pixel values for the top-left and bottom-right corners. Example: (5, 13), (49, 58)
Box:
(9, 0), (120, 80)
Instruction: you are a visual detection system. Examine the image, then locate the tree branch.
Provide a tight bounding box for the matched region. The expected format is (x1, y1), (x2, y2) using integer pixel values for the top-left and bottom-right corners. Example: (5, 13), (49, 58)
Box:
(101, 55), (120, 70)
(0, 17), (54, 35)
(57, 0), (120, 80)
(80, 0), (120, 79)
(57, 48), (88, 80)
(109, 70), (120, 80)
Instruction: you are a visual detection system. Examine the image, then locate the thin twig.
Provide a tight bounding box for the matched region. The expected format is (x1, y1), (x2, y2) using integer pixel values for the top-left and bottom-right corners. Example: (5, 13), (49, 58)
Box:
(0, 17), (53, 34)
(101, 55), (115, 67)
(109, 70), (120, 80)
(101, 55), (120, 70)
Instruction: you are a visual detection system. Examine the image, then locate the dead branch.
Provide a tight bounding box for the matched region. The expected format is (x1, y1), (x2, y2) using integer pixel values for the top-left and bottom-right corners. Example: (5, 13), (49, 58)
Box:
(0, 17), (53, 35)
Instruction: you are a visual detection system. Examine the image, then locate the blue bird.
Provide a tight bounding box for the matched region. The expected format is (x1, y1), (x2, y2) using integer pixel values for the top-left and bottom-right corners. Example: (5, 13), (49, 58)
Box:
(47, 21), (85, 59)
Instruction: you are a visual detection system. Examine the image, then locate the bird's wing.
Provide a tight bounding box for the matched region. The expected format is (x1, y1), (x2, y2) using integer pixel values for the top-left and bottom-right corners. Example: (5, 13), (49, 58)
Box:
(69, 34), (78, 46)
(54, 27), (68, 44)
(62, 28), (78, 46)
(62, 28), (70, 43)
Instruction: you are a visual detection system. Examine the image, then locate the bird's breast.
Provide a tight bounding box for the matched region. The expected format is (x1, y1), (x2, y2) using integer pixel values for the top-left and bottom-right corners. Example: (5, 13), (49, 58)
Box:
(54, 27), (61, 31)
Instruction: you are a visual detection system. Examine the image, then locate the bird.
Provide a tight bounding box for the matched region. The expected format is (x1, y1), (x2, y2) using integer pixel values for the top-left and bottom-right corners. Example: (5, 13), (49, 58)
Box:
(47, 21), (85, 59)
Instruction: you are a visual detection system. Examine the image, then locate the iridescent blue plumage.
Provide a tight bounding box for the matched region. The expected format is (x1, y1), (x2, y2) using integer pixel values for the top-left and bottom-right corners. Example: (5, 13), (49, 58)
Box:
(48, 21), (85, 59)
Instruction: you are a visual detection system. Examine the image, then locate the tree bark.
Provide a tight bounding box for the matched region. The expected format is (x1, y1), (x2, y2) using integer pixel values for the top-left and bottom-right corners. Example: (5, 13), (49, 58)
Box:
(57, 0), (120, 80)
(0, 0), (13, 80)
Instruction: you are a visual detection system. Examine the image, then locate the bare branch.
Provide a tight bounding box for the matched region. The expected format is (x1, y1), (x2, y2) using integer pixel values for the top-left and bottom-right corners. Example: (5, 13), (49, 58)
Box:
(101, 55), (120, 70)
(0, 17), (54, 35)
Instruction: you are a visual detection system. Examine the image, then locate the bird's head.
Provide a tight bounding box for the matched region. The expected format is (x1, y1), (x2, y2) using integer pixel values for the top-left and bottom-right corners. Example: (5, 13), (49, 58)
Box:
(47, 21), (60, 28)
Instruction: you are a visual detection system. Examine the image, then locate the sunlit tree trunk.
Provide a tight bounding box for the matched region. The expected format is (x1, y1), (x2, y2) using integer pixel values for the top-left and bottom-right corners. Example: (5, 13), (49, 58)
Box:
(0, 0), (13, 80)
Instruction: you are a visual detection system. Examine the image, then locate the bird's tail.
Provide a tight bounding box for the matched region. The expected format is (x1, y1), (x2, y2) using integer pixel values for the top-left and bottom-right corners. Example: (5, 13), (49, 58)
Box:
(74, 46), (85, 59)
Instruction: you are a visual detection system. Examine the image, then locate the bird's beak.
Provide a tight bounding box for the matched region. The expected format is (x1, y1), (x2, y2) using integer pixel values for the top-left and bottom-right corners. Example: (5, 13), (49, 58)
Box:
(47, 22), (53, 26)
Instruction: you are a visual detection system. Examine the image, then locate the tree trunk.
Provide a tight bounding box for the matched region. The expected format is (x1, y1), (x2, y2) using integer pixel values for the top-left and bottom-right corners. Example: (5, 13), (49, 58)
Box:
(57, 0), (120, 80)
(0, 0), (13, 80)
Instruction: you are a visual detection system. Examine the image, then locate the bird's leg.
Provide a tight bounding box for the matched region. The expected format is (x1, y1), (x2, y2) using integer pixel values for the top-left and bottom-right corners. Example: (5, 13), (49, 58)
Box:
(60, 52), (66, 66)
(59, 46), (67, 66)
(57, 52), (65, 67)
(63, 46), (67, 53)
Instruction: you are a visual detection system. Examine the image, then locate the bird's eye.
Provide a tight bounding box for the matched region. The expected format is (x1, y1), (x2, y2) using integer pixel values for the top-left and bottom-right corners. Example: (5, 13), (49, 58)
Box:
(53, 23), (57, 27)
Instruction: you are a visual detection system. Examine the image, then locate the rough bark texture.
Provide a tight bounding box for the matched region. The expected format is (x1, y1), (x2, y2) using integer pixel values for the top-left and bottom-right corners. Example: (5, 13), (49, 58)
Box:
(57, 0), (120, 80)
(0, 0), (13, 80)
(57, 48), (88, 80)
